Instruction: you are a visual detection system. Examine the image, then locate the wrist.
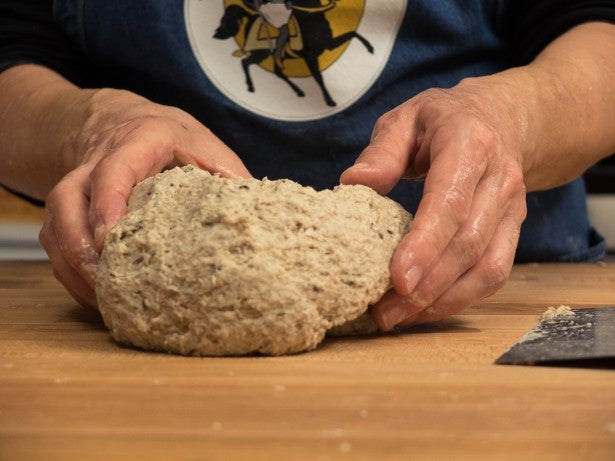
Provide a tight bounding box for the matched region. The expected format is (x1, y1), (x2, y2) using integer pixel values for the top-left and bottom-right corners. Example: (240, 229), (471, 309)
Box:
(454, 69), (540, 187)
(64, 88), (148, 168)
(459, 23), (615, 193)
(0, 65), (92, 198)
(45, 86), (99, 177)
(456, 61), (588, 192)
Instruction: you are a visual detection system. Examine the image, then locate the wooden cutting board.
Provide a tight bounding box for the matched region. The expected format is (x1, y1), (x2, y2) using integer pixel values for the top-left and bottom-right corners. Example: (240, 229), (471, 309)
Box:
(1, 261), (614, 460)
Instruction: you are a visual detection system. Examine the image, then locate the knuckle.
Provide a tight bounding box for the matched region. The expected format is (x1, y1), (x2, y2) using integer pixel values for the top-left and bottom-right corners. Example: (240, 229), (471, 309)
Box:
(500, 162), (525, 196)
(108, 116), (172, 150)
(507, 163), (525, 188)
(470, 119), (498, 148)
(372, 111), (397, 134)
(373, 106), (414, 136)
(419, 87), (451, 103)
(455, 228), (486, 264)
(496, 166), (528, 222)
(413, 226), (447, 257)
(442, 186), (471, 225)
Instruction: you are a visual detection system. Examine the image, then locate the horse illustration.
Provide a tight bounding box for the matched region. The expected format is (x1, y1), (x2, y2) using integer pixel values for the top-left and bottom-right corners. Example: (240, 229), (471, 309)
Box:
(213, 0), (374, 107)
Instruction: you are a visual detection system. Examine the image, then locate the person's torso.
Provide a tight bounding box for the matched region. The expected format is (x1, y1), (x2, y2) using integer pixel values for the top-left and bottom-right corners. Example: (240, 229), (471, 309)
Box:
(51, 0), (605, 262)
(52, 0), (507, 187)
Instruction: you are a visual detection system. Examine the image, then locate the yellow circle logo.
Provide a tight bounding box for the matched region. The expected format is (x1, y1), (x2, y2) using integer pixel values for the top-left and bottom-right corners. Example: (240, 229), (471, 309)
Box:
(186, 0), (407, 121)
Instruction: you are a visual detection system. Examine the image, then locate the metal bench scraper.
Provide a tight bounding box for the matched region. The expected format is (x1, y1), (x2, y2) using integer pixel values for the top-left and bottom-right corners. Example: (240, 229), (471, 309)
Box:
(495, 306), (615, 368)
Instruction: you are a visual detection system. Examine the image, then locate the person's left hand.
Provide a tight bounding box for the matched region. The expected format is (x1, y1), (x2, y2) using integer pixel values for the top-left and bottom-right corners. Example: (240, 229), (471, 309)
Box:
(341, 75), (529, 330)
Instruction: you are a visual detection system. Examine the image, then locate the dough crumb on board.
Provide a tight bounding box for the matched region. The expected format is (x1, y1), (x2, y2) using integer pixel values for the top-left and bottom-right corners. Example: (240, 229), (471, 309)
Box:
(541, 305), (575, 321)
(518, 305), (576, 343)
(96, 166), (412, 356)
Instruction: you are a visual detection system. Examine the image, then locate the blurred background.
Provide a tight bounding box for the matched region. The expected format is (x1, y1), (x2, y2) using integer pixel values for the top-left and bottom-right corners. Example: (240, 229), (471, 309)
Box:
(0, 187), (46, 260)
(585, 155), (615, 254)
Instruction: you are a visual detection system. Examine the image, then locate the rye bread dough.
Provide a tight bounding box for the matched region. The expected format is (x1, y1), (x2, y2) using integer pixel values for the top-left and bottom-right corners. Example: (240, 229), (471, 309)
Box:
(96, 166), (412, 356)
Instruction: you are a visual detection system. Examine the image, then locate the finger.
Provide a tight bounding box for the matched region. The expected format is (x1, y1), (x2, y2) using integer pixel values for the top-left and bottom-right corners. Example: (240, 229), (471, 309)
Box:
(373, 165), (505, 330)
(88, 118), (251, 249)
(46, 170), (99, 286)
(39, 210), (98, 309)
(179, 118), (252, 180)
(389, 130), (488, 297)
(340, 104), (418, 194)
(402, 161), (525, 309)
(87, 127), (173, 251)
(397, 191), (526, 327)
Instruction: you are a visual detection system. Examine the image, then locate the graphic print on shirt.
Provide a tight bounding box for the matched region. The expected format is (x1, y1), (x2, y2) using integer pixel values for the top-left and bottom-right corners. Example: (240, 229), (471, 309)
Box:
(185, 0), (407, 121)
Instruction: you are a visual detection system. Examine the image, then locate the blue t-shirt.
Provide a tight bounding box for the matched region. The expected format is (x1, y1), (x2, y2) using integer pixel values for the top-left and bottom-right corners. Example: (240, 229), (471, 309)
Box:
(44, 1), (611, 261)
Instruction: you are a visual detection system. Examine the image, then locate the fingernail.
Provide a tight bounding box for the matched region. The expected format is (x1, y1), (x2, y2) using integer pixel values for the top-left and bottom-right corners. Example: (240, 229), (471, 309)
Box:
(403, 266), (422, 295)
(380, 303), (413, 331)
(341, 163), (371, 185)
(350, 162), (370, 170)
(343, 162), (374, 178)
(408, 292), (429, 309)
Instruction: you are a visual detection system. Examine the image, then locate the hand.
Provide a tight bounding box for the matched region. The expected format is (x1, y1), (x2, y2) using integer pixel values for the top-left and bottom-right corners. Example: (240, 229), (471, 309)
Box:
(341, 22), (615, 330)
(39, 89), (251, 309)
(341, 77), (528, 330)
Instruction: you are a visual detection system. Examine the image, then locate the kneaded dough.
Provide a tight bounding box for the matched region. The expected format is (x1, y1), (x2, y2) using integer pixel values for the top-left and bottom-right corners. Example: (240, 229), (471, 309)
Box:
(96, 166), (412, 356)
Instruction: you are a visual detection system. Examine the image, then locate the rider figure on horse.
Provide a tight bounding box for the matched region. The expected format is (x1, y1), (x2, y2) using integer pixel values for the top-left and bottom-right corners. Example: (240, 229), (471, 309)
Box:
(252, 0), (294, 65)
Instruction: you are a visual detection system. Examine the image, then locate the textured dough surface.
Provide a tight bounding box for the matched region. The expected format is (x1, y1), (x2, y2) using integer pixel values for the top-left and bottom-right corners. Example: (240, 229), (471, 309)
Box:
(96, 166), (412, 356)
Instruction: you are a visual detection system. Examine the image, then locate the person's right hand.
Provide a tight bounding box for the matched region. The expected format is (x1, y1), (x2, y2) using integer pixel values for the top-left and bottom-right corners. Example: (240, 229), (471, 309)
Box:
(39, 88), (251, 309)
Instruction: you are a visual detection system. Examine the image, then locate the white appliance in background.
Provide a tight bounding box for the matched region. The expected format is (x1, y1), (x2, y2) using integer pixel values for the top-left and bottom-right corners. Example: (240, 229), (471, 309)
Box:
(0, 223), (47, 260)
(585, 156), (615, 253)
(588, 194), (615, 251)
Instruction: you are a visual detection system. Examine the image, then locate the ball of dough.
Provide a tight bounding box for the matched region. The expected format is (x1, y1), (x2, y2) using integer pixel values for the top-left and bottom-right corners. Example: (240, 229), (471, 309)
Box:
(96, 166), (412, 356)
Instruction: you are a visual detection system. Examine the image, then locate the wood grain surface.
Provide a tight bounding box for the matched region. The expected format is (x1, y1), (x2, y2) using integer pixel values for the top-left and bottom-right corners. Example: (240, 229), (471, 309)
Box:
(1, 261), (614, 460)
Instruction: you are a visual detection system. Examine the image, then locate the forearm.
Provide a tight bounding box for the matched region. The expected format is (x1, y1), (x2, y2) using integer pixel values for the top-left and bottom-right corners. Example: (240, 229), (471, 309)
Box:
(459, 21), (615, 192)
(0, 64), (94, 200)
